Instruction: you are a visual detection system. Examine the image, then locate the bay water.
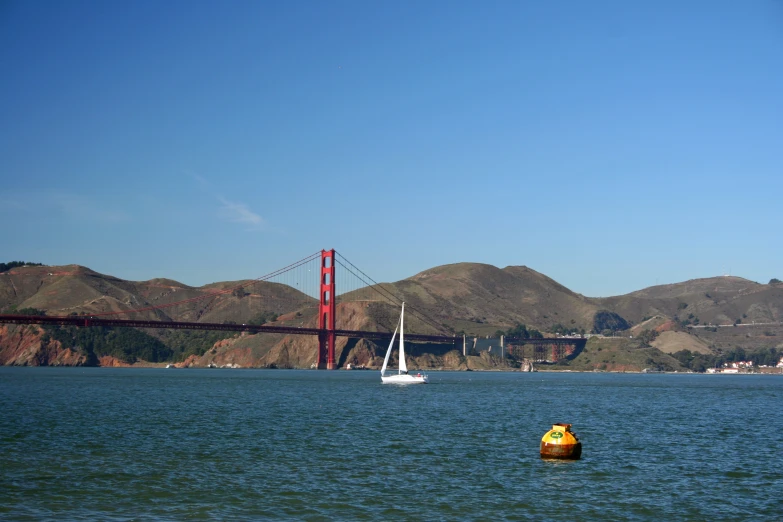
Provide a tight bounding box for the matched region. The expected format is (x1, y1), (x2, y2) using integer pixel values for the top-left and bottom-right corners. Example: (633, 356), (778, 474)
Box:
(1, 368), (781, 520)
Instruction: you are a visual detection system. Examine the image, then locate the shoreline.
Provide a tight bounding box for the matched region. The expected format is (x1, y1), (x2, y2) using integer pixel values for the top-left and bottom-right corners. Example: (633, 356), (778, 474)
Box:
(5, 365), (781, 375)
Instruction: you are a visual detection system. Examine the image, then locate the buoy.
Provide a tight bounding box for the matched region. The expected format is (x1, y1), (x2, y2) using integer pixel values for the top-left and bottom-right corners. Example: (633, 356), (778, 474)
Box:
(540, 423), (582, 460)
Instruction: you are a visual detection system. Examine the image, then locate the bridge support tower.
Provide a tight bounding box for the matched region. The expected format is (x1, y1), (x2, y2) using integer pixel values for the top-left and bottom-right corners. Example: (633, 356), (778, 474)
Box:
(317, 249), (336, 369)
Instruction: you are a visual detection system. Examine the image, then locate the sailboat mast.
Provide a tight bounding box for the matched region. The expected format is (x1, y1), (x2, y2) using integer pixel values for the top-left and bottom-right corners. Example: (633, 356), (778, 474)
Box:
(399, 302), (407, 374)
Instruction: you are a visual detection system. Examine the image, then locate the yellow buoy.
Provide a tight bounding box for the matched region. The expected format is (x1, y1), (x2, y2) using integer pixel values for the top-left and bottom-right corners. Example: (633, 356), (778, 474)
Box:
(540, 423), (582, 460)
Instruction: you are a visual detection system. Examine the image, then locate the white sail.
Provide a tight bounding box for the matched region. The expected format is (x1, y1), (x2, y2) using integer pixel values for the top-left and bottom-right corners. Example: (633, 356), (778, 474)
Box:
(380, 321), (399, 377)
(399, 302), (408, 374)
(380, 302), (428, 384)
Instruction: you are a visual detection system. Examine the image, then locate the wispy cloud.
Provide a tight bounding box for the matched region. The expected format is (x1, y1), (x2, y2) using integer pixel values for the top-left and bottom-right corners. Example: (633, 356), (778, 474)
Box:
(191, 172), (211, 192)
(218, 197), (266, 230)
(189, 172), (268, 231)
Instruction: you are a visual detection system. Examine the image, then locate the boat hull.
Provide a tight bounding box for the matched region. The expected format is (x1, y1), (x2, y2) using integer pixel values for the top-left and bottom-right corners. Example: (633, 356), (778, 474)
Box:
(381, 374), (428, 385)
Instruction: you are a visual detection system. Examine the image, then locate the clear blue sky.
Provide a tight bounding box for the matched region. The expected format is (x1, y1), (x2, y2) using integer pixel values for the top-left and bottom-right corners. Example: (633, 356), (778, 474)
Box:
(1, 0), (781, 297)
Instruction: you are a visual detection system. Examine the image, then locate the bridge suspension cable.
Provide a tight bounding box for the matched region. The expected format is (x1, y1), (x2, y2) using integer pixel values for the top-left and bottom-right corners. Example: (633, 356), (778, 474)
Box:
(334, 251), (452, 335)
(88, 251), (322, 317)
(48, 247), (452, 337)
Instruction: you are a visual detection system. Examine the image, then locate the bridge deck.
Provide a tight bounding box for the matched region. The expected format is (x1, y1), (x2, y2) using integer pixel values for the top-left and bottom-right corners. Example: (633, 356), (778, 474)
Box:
(0, 314), (586, 348)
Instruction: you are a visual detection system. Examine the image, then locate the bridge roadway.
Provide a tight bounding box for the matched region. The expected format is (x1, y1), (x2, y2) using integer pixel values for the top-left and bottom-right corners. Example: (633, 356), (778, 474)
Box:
(0, 314), (587, 348)
(0, 314), (460, 343)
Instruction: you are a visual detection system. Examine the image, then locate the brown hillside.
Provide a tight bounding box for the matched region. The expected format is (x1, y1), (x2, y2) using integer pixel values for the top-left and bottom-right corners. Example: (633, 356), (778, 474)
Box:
(651, 331), (712, 354)
(597, 276), (783, 327)
(0, 264), (316, 325)
(3, 262), (783, 368)
(373, 262), (600, 335)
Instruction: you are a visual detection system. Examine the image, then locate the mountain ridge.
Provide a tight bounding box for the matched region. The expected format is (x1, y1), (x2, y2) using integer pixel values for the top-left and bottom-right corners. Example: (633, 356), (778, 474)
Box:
(2, 262), (782, 370)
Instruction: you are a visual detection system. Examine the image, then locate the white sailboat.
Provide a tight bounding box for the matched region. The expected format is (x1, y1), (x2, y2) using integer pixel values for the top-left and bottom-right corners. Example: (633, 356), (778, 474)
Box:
(381, 303), (428, 384)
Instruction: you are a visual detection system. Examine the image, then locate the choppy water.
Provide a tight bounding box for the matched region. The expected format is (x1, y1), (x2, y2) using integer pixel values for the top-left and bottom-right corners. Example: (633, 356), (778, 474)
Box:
(1, 368), (782, 521)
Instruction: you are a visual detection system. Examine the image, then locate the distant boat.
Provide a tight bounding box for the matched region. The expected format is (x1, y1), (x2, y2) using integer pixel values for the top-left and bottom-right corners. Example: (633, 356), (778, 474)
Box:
(381, 303), (428, 384)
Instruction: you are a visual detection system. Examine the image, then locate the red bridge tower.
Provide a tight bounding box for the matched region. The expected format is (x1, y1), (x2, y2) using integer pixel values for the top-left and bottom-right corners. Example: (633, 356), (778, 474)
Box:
(317, 249), (336, 369)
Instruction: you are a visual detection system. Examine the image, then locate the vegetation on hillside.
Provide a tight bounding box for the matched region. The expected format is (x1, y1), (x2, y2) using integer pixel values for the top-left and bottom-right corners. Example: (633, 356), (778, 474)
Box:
(593, 310), (630, 334)
(42, 325), (173, 365)
(636, 329), (660, 347)
(1, 307), (227, 364)
(675, 312), (701, 327)
(0, 261), (44, 273)
(672, 347), (781, 372)
(567, 338), (683, 372)
(6, 307), (47, 315)
(497, 323), (543, 339)
(156, 329), (237, 361)
(770, 278), (782, 284)
(247, 311), (278, 325)
(549, 323), (585, 336)
(39, 323), (238, 364)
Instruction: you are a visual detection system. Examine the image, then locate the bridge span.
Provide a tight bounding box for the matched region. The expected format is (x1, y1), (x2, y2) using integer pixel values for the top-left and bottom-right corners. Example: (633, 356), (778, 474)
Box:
(0, 312), (587, 364)
(0, 314), (460, 344)
(0, 248), (587, 367)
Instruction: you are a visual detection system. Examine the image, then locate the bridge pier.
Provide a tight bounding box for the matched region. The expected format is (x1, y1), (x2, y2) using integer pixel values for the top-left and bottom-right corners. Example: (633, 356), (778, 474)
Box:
(317, 331), (336, 370)
(317, 249), (337, 370)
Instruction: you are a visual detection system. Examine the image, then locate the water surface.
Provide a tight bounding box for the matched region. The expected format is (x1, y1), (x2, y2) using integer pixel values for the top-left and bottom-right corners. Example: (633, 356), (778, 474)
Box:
(1, 368), (781, 520)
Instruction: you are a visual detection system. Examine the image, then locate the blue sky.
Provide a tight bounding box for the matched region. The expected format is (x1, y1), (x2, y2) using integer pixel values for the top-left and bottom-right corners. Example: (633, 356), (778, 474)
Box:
(1, 0), (781, 297)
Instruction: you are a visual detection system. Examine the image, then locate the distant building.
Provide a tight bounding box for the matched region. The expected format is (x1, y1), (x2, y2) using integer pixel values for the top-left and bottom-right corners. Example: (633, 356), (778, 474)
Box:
(725, 361), (754, 369)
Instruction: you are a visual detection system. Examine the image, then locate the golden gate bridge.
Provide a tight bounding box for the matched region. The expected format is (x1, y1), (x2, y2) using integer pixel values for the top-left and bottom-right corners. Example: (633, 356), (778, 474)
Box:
(0, 250), (585, 368)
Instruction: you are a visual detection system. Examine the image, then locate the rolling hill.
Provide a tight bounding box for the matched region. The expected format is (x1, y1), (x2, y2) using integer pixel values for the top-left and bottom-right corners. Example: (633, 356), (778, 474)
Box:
(1, 262), (782, 371)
